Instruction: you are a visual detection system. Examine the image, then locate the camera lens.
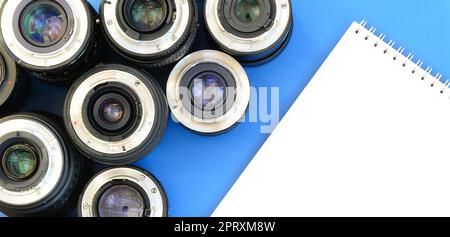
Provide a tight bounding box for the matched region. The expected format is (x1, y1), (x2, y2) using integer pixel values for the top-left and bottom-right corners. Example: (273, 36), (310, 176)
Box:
(167, 50), (251, 135)
(0, 0), (102, 83)
(205, 0), (293, 65)
(0, 113), (87, 217)
(64, 64), (168, 165)
(100, 0), (199, 67)
(79, 167), (168, 217)
(0, 45), (30, 113)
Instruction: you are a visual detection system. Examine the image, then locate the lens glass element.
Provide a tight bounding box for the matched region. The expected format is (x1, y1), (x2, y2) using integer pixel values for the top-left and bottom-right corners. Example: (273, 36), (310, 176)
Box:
(97, 185), (145, 217)
(191, 74), (225, 108)
(21, 2), (66, 46)
(130, 0), (166, 32)
(2, 144), (37, 180)
(100, 100), (125, 124)
(234, 0), (261, 23)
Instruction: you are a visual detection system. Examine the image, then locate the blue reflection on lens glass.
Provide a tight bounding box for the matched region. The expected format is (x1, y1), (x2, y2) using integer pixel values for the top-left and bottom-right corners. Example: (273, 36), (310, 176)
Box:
(22, 3), (65, 45)
(191, 74), (225, 108)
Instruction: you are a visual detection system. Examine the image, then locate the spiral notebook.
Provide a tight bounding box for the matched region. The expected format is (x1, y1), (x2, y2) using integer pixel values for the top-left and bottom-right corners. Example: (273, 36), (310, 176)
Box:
(213, 21), (450, 217)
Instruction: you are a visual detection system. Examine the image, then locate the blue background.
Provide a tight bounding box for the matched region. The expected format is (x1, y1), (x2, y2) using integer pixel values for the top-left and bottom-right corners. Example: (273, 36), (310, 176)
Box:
(2, 0), (450, 217)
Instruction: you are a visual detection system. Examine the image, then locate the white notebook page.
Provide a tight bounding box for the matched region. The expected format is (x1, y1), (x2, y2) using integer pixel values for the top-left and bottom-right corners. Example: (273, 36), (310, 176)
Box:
(213, 21), (450, 217)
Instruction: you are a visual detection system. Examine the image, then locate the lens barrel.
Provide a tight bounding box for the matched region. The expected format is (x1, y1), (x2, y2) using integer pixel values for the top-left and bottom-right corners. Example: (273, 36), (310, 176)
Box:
(100, 0), (199, 68)
(79, 166), (168, 217)
(64, 64), (168, 165)
(167, 50), (251, 135)
(0, 44), (30, 114)
(0, 113), (87, 217)
(0, 0), (102, 84)
(205, 0), (293, 65)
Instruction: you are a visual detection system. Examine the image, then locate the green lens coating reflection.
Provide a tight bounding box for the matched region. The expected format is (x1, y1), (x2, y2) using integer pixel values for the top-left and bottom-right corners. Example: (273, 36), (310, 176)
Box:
(21, 2), (66, 46)
(234, 0), (262, 23)
(130, 0), (166, 31)
(2, 144), (37, 180)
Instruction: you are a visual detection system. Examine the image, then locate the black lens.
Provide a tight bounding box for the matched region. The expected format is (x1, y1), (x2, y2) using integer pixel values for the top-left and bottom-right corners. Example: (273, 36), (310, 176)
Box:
(0, 49), (30, 113)
(190, 74), (225, 109)
(234, 0), (261, 23)
(128, 0), (167, 32)
(2, 0), (101, 83)
(2, 144), (37, 180)
(208, 0), (293, 65)
(0, 114), (86, 217)
(65, 65), (168, 165)
(99, 100), (125, 124)
(97, 185), (145, 217)
(20, 2), (67, 47)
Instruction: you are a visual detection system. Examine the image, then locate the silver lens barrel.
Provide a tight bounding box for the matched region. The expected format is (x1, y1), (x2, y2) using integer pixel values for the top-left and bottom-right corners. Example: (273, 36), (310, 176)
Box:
(167, 50), (251, 135)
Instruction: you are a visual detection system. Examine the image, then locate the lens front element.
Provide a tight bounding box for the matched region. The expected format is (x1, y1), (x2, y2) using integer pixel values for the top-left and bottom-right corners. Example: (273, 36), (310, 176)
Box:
(20, 2), (67, 47)
(129, 0), (167, 32)
(97, 185), (145, 217)
(2, 144), (37, 180)
(191, 74), (226, 109)
(100, 100), (125, 124)
(234, 0), (261, 23)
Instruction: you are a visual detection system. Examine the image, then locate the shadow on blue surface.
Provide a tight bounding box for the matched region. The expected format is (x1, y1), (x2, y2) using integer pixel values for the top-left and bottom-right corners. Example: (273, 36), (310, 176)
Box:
(1, 0), (450, 217)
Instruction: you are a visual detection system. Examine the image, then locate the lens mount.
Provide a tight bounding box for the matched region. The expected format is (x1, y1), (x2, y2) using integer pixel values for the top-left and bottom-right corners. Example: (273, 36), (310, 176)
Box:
(0, 0), (100, 82)
(64, 64), (168, 165)
(79, 167), (168, 217)
(167, 50), (250, 135)
(100, 0), (198, 67)
(205, 0), (292, 65)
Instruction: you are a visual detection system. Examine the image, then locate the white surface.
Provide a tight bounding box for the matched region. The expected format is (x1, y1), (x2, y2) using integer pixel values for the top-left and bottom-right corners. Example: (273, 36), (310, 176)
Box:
(213, 22), (450, 217)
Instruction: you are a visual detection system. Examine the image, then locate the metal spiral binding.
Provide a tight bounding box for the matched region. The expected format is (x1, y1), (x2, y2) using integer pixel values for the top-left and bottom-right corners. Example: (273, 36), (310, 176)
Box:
(355, 20), (450, 96)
